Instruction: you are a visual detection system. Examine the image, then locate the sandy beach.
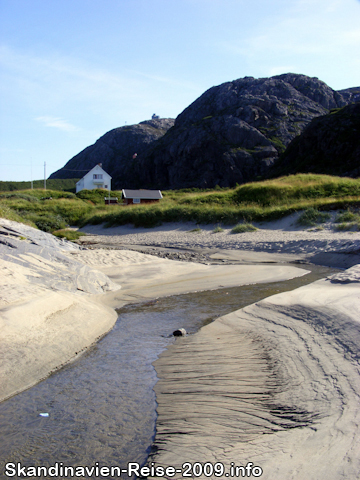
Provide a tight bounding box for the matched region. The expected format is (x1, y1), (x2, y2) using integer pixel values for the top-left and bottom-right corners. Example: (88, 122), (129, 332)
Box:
(78, 212), (360, 269)
(1, 215), (360, 478)
(0, 217), (310, 402)
(79, 217), (360, 479)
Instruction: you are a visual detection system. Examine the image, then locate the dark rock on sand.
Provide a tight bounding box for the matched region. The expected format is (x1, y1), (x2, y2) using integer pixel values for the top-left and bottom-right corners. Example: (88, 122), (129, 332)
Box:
(173, 328), (187, 337)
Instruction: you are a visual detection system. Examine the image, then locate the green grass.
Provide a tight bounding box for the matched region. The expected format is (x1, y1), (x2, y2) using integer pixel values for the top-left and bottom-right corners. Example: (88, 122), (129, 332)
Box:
(0, 179), (79, 192)
(334, 222), (359, 231)
(232, 174), (360, 206)
(0, 192), (41, 203)
(76, 189), (123, 205)
(52, 229), (87, 241)
(212, 225), (224, 233)
(0, 188), (111, 235)
(175, 174), (360, 208)
(231, 223), (258, 233)
(77, 175), (360, 228)
(0, 205), (37, 226)
(296, 207), (331, 227)
(1, 175), (360, 232)
(333, 208), (360, 231)
(334, 209), (360, 223)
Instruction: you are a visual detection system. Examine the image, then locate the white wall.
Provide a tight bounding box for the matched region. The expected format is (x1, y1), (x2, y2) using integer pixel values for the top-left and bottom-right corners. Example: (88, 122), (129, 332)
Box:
(76, 165), (111, 193)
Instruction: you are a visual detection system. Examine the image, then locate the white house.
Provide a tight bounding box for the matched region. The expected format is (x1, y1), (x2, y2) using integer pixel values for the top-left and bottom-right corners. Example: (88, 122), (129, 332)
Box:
(76, 164), (112, 193)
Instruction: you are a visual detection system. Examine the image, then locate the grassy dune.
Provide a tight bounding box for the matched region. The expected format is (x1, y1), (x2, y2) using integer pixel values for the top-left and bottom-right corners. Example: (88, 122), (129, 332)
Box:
(1, 175), (360, 238)
(79, 174), (360, 228)
(0, 178), (79, 192)
(0, 188), (123, 240)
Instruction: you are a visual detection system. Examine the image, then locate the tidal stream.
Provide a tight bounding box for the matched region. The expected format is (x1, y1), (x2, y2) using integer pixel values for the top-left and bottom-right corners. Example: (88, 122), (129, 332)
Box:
(0, 264), (337, 479)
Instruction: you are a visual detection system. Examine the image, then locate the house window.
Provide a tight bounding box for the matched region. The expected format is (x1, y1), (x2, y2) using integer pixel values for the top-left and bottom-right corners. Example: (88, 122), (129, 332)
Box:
(93, 174), (103, 179)
(133, 198), (140, 204)
(104, 185), (108, 189)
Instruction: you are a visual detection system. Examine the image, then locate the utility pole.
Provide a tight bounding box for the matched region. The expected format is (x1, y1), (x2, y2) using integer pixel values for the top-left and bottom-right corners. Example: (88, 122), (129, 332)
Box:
(44, 161), (46, 190)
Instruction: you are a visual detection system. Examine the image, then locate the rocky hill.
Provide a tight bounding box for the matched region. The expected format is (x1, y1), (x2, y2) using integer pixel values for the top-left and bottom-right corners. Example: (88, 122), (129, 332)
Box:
(49, 118), (175, 188)
(51, 74), (358, 189)
(272, 102), (360, 178)
(133, 73), (349, 188)
(338, 87), (360, 104)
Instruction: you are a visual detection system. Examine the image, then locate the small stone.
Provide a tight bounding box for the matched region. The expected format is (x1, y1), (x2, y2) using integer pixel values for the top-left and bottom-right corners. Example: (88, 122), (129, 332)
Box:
(173, 328), (187, 337)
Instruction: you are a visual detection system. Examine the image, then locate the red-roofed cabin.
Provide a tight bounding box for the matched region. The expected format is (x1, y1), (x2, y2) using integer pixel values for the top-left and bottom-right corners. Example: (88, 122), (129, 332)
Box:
(122, 189), (163, 205)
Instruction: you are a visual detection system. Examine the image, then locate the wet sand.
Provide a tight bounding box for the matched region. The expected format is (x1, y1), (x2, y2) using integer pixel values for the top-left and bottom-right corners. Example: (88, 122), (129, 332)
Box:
(149, 267), (360, 479)
(1, 217), (360, 478)
(1, 218), (309, 402)
(75, 219), (360, 479)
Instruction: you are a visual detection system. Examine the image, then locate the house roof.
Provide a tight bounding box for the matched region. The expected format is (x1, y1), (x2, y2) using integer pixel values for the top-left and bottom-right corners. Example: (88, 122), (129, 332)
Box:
(122, 189), (163, 199)
(76, 164), (112, 183)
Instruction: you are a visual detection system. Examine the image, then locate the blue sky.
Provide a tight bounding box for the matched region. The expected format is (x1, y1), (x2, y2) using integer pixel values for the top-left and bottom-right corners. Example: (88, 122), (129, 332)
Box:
(1, 0), (359, 182)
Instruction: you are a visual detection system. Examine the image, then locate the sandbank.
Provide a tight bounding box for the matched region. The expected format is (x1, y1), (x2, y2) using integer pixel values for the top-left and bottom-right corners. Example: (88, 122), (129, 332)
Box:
(78, 213), (360, 268)
(149, 266), (360, 479)
(68, 248), (310, 308)
(0, 219), (120, 402)
(0, 218), (309, 402)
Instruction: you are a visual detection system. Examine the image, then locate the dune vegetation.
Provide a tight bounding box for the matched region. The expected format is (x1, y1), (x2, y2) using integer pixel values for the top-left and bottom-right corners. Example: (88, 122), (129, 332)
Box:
(0, 188), (121, 240)
(1, 174), (360, 238)
(78, 174), (360, 229)
(0, 178), (78, 192)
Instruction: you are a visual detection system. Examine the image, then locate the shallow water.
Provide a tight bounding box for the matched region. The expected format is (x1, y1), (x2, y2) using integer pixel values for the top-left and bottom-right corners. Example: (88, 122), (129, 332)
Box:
(0, 264), (337, 479)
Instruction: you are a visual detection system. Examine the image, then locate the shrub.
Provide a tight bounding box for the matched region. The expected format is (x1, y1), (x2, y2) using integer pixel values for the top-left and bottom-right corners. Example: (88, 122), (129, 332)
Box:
(23, 213), (68, 232)
(334, 209), (360, 223)
(76, 189), (122, 205)
(296, 208), (331, 227)
(231, 223), (258, 233)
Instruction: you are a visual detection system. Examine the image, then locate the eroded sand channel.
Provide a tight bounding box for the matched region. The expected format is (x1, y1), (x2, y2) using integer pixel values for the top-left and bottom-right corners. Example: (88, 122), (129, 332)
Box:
(148, 267), (360, 480)
(0, 265), (335, 480)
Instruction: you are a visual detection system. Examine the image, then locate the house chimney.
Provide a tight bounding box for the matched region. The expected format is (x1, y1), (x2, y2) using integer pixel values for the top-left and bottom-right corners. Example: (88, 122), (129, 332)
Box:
(98, 163), (102, 167)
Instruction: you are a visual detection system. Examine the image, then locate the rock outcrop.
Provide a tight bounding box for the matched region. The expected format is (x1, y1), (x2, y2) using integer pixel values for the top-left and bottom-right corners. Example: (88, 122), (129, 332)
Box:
(50, 74), (358, 189)
(273, 103), (360, 178)
(49, 118), (175, 189)
(338, 87), (360, 104)
(132, 74), (348, 188)
(0, 218), (120, 295)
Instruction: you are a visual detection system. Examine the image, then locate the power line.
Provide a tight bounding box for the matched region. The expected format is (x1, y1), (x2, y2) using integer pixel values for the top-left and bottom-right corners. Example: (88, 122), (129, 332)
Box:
(0, 164), (92, 172)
